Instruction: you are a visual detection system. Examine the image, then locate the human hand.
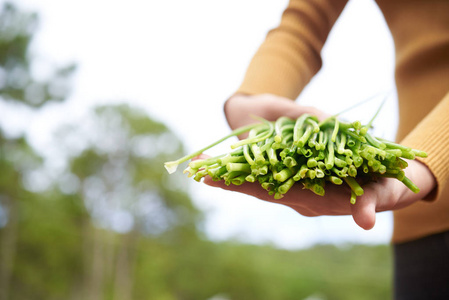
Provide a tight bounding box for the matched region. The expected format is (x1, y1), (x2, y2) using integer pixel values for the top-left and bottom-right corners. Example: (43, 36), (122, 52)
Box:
(203, 159), (436, 230)
(224, 93), (329, 138)
(203, 93), (437, 230)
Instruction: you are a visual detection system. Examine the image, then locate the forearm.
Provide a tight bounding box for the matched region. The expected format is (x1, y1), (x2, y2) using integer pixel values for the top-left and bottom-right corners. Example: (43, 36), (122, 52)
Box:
(236, 0), (348, 100)
(399, 91), (449, 201)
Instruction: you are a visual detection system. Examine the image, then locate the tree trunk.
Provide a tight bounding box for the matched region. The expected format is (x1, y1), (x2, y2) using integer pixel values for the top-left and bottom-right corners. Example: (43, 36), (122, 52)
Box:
(112, 232), (136, 300)
(82, 223), (106, 300)
(0, 197), (18, 300)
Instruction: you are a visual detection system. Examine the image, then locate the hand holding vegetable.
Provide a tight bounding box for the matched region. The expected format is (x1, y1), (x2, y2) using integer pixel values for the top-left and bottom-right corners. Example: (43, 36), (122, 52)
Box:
(165, 93), (436, 230)
(203, 158), (435, 230)
(224, 94), (436, 229)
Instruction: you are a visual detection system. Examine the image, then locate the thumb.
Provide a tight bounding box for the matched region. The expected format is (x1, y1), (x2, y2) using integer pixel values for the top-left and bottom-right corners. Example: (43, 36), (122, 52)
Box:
(351, 196), (377, 230)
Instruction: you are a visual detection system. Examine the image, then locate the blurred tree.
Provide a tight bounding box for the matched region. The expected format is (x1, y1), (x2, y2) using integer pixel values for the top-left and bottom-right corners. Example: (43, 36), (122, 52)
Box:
(0, 131), (42, 300)
(0, 2), (201, 298)
(0, 1), (75, 299)
(54, 104), (202, 300)
(0, 2), (203, 299)
(0, 1), (75, 108)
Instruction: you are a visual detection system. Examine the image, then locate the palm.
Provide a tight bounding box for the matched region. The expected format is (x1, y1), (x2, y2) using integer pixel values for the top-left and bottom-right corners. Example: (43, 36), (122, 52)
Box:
(203, 172), (388, 230)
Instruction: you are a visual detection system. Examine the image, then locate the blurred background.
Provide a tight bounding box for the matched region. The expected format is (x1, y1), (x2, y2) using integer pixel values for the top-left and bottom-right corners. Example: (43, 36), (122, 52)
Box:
(0, 0), (398, 299)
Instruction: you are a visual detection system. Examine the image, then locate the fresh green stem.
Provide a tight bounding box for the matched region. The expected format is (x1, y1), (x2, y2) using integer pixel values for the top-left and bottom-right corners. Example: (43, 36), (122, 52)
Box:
(294, 164), (309, 181)
(284, 156), (298, 168)
(231, 174), (247, 186)
(267, 147), (279, 166)
(385, 149), (402, 158)
(219, 154), (247, 166)
(346, 135), (356, 147)
(350, 191), (357, 205)
(183, 166), (199, 177)
(400, 151), (416, 160)
(275, 117), (294, 143)
(411, 149), (427, 158)
(232, 121), (274, 149)
(187, 155), (223, 169)
(332, 167), (347, 178)
(298, 125), (314, 147)
(193, 169), (209, 182)
(378, 164), (387, 174)
(366, 96), (387, 130)
(401, 176), (420, 193)
(293, 114), (310, 143)
(307, 169), (316, 180)
(345, 130), (366, 143)
(274, 168), (295, 183)
(352, 121), (362, 130)
(251, 143), (266, 165)
(164, 122), (259, 174)
(207, 166), (227, 180)
(308, 132), (318, 148)
(344, 177), (364, 196)
(376, 170), (405, 181)
(245, 174), (256, 182)
(334, 156), (347, 168)
(365, 133), (386, 150)
(312, 180), (325, 196)
(307, 158), (318, 168)
(336, 133), (346, 155)
(252, 165), (269, 176)
(226, 163), (251, 173)
(307, 118), (320, 133)
(325, 131), (335, 170)
(331, 118), (339, 142)
(348, 165), (357, 177)
(259, 137), (275, 153)
(326, 176), (343, 185)
(315, 168), (325, 178)
(243, 144), (255, 166)
(278, 178), (296, 195)
(378, 138), (412, 152)
(362, 145), (386, 159)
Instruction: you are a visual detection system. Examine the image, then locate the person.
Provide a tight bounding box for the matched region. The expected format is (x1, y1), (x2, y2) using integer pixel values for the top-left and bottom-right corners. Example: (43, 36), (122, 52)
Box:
(202, 0), (449, 299)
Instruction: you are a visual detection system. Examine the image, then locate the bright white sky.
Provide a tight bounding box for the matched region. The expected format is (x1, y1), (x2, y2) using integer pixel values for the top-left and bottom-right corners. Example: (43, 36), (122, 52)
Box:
(15, 0), (399, 249)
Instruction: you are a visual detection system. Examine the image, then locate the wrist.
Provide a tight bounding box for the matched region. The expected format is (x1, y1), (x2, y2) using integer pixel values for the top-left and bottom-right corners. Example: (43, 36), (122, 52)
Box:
(401, 160), (437, 203)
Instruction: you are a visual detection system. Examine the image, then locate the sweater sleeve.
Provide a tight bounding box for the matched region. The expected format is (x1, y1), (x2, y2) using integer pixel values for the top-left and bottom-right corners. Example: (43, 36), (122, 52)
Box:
(236, 0), (349, 100)
(400, 91), (449, 201)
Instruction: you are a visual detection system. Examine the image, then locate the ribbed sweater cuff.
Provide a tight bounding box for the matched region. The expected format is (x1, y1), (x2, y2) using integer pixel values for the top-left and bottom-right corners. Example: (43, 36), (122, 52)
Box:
(400, 91), (449, 201)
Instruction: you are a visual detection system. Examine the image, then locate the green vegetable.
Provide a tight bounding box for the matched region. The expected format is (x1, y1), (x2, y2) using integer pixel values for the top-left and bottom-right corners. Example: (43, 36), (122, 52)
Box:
(164, 114), (427, 204)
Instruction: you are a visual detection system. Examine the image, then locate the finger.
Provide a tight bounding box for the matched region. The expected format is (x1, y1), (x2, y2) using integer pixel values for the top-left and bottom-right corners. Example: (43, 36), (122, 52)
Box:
(192, 153), (210, 161)
(289, 206), (318, 217)
(204, 174), (358, 215)
(265, 100), (329, 122)
(204, 175), (323, 216)
(203, 176), (276, 202)
(350, 195), (377, 230)
(284, 105), (330, 122)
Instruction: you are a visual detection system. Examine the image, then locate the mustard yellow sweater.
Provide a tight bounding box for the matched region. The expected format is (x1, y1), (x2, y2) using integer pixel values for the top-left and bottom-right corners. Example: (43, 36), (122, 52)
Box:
(236, 0), (449, 244)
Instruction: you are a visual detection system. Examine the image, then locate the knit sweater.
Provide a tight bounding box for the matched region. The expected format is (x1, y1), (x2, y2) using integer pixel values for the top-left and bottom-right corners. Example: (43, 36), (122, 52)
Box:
(235, 0), (449, 244)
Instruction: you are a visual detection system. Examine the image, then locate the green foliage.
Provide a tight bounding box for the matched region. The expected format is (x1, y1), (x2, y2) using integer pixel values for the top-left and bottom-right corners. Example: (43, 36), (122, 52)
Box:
(131, 240), (392, 300)
(0, 1), (76, 107)
(10, 192), (87, 300)
(59, 103), (201, 236)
